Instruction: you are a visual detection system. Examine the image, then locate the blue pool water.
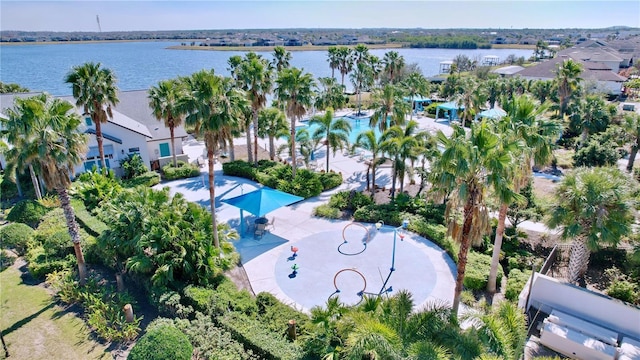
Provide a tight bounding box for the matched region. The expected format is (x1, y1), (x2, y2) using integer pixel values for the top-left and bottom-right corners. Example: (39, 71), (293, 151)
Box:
(297, 116), (382, 145)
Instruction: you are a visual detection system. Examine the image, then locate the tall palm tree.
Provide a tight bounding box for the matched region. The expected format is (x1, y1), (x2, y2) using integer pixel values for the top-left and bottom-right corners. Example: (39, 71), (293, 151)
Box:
(623, 112), (640, 172)
(383, 51), (405, 84)
(487, 95), (560, 293)
(148, 78), (187, 167)
(238, 53), (273, 165)
(430, 121), (517, 314)
(352, 44), (370, 65)
(182, 70), (247, 249)
(309, 108), (352, 172)
(335, 46), (353, 88)
(227, 55), (243, 81)
(530, 80), (554, 104)
(2, 95), (47, 200)
(369, 84), (409, 132)
(4, 94), (89, 284)
(368, 55), (383, 88)
(257, 107), (288, 160)
(327, 46), (340, 79)
(556, 59), (583, 119)
(401, 72), (429, 121)
(546, 167), (634, 285)
(65, 61), (118, 170)
(272, 46), (292, 73)
(381, 123), (420, 199)
(274, 67), (315, 178)
(355, 129), (385, 193)
(573, 94), (614, 144)
(315, 77), (347, 111)
(350, 62), (374, 117)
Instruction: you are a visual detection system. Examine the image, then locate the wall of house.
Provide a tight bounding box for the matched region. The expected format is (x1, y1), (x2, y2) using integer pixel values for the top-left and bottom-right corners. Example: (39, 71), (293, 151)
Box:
(526, 273), (640, 339)
(146, 137), (184, 162)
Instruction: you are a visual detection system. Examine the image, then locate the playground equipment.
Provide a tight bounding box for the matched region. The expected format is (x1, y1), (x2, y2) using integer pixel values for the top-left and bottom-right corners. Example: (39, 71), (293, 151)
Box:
(337, 222), (370, 256)
(375, 219), (409, 294)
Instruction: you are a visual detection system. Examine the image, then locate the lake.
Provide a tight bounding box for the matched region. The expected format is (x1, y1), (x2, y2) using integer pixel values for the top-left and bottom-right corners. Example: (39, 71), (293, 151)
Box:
(0, 41), (533, 96)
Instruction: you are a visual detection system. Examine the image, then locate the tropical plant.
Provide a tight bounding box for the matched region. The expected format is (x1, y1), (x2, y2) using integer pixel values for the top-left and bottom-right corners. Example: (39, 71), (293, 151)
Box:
(65, 62), (119, 169)
(623, 112), (640, 172)
(350, 62), (374, 116)
(148, 78), (187, 167)
(355, 129), (386, 193)
(570, 94), (616, 144)
(4, 94), (89, 284)
(182, 70), (247, 249)
(401, 72), (429, 121)
(336, 46), (353, 87)
(315, 77), (347, 111)
(555, 59), (583, 119)
(327, 46), (340, 79)
(257, 107), (288, 160)
(271, 45), (292, 72)
(430, 120), (517, 313)
(120, 153), (147, 180)
(382, 51), (405, 84)
(381, 122), (422, 198)
(0, 81), (29, 93)
(369, 84), (409, 132)
(274, 67), (315, 178)
(546, 167), (635, 285)
(309, 108), (352, 172)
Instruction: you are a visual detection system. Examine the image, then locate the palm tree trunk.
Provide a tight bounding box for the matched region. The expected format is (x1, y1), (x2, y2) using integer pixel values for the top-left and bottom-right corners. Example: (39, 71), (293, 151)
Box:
(365, 164), (370, 191)
(15, 175), (23, 198)
(290, 118), (297, 178)
(568, 236), (590, 285)
(488, 202), (508, 293)
(246, 124), (253, 163)
(371, 159), (377, 194)
(268, 135), (275, 160)
(326, 142), (330, 172)
(95, 120), (107, 170)
(28, 164), (42, 200)
(57, 187), (86, 285)
(253, 108), (259, 166)
(627, 144), (638, 172)
(390, 159), (397, 200)
(452, 195), (476, 314)
(207, 147), (220, 249)
(409, 96), (414, 121)
(170, 126), (177, 168)
(229, 137), (236, 162)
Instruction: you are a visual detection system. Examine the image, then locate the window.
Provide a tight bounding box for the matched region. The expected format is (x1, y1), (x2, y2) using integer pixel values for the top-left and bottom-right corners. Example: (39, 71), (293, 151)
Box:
(128, 147), (140, 153)
(85, 117), (92, 126)
(159, 143), (170, 157)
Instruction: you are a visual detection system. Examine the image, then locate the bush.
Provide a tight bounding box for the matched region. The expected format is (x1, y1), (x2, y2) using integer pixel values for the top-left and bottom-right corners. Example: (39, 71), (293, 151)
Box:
(0, 222), (34, 255)
(464, 251), (503, 291)
(209, 278), (257, 316)
(0, 250), (16, 271)
(71, 199), (108, 237)
(121, 153), (148, 180)
(122, 171), (161, 188)
(313, 204), (340, 219)
(573, 138), (620, 167)
(162, 161), (200, 180)
(606, 280), (639, 304)
(505, 269), (532, 301)
(318, 171), (343, 190)
(128, 324), (192, 360)
(255, 292), (309, 335)
(222, 160), (257, 180)
(283, 169), (323, 198)
(182, 285), (216, 314)
(72, 168), (122, 211)
(6, 200), (49, 228)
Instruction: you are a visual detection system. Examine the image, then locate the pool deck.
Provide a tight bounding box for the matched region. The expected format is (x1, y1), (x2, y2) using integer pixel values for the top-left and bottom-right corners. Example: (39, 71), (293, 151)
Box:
(158, 111), (458, 313)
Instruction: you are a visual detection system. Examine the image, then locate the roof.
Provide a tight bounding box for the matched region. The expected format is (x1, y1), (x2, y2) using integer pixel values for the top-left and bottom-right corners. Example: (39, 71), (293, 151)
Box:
(492, 65), (525, 75)
(516, 56), (626, 83)
(436, 101), (464, 110)
(114, 90), (189, 141)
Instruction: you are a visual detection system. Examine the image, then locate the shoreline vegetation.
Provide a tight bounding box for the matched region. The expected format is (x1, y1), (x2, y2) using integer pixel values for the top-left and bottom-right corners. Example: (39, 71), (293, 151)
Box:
(0, 39), (535, 51)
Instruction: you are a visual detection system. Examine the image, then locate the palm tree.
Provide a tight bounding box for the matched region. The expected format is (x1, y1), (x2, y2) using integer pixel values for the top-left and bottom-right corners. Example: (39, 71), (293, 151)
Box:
(487, 95), (560, 293)
(352, 44), (370, 65)
(401, 72), (429, 122)
(309, 108), (352, 172)
(368, 55), (383, 88)
(327, 46), (340, 79)
(546, 167), (635, 285)
(257, 107), (288, 160)
(274, 67), (315, 178)
(530, 80), (554, 104)
(350, 62), (374, 117)
(315, 77), (347, 111)
(381, 123), (420, 199)
(4, 94), (89, 284)
(227, 55), (243, 81)
(355, 130), (385, 193)
(272, 46), (292, 73)
(573, 94), (614, 144)
(623, 112), (640, 172)
(369, 84), (409, 132)
(148, 78), (187, 167)
(335, 46), (353, 88)
(556, 59), (583, 119)
(430, 121), (517, 314)
(182, 70), (247, 249)
(2, 95), (47, 200)
(238, 53), (273, 165)
(65, 62), (118, 170)
(383, 51), (405, 84)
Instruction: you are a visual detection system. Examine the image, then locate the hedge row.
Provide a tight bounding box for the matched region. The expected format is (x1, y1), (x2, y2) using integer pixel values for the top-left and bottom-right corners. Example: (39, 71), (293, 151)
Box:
(71, 199), (108, 237)
(122, 171), (161, 188)
(506, 269), (532, 301)
(464, 251), (504, 291)
(162, 161), (201, 180)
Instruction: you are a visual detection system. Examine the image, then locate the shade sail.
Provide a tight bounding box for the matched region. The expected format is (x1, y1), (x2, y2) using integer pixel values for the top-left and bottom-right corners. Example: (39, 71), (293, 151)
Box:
(476, 107), (506, 120)
(221, 187), (304, 217)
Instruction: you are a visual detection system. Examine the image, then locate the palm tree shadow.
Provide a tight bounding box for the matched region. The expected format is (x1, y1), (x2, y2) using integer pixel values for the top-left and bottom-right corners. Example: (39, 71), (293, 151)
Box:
(2, 302), (55, 336)
(234, 232), (288, 263)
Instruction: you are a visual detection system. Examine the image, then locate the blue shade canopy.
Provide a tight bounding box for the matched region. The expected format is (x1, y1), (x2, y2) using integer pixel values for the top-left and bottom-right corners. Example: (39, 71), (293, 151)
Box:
(476, 107), (506, 120)
(221, 187), (304, 217)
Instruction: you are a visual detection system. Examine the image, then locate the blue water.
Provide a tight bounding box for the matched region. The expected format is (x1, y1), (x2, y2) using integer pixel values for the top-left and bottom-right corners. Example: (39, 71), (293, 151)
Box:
(298, 116), (382, 145)
(0, 41), (533, 96)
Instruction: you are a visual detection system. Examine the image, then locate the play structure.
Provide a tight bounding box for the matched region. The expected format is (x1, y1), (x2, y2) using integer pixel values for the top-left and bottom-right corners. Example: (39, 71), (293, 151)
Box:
(337, 222), (370, 256)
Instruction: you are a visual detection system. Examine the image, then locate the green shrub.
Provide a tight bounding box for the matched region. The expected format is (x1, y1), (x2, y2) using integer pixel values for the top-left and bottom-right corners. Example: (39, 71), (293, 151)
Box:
(27, 250), (75, 279)
(72, 167), (122, 211)
(505, 269), (532, 301)
(149, 287), (193, 318)
(408, 218), (457, 261)
(162, 161), (201, 180)
(313, 204), (341, 219)
(122, 171), (161, 188)
(6, 200), (49, 228)
(0, 250), (16, 271)
(255, 292), (309, 335)
(222, 160), (257, 180)
(121, 153), (148, 180)
(128, 324), (192, 360)
(573, 137), (620, 167)
(328, 190), (374, 211)
(209, 278), (257, 316)
(0, 222), (34, 255)
(71, 199), (108, 237)
(464, 251), (503, 291)
(183, 285), (216, 314)
(282, 169), (323, 198)
(607, 280), (639, 304)
(318, 171), (343, 190)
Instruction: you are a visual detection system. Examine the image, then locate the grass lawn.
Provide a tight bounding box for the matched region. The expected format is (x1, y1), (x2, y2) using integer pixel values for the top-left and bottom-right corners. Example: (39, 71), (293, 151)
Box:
(0, 263), (111, 360)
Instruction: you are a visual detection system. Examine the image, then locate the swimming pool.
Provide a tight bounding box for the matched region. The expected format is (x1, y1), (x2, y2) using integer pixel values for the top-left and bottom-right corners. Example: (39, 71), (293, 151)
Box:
(296, 116), (383, 145)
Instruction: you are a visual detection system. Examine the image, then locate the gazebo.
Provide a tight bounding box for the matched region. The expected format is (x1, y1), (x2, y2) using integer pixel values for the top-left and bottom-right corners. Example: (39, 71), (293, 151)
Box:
(404, 96), (432, 112)
(435, 101), (464, 121)
(475, 107), (506, 121)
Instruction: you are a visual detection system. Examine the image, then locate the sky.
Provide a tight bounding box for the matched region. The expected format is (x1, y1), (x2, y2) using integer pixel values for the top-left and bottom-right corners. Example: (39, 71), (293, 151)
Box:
(1, 1), (639, 32)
